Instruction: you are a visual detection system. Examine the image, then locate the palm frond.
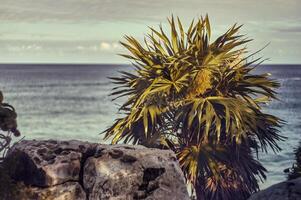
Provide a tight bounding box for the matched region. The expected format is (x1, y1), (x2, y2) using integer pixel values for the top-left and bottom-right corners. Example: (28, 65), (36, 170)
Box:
(104, 16), (284, 200)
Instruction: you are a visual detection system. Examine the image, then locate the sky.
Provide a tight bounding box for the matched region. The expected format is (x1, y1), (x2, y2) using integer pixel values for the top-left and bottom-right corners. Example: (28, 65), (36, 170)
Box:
(0, 0), (300, 64)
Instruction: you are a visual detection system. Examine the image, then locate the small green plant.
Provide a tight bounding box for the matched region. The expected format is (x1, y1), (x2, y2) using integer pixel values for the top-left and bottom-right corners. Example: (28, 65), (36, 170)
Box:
(103, 16), (284, 200)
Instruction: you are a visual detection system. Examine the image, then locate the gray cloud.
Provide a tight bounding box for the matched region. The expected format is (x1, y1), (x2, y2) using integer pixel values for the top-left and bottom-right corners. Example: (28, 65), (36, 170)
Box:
(0, 39), (125, 63)
(1, 0), (300, 23)
(0, 0), (175, 23)
(274, 26), (301, 33)
(0, 39), (121, 51)
(0, 0), (300, 63)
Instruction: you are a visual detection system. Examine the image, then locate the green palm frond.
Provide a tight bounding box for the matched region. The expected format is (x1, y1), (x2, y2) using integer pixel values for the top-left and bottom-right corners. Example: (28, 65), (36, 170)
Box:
(103, 15), (284, 200)
(178, 144), (227, 184)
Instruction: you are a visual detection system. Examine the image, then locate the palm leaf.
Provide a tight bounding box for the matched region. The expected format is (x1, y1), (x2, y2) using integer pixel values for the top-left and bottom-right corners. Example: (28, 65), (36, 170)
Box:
(103, 15), (284, 200)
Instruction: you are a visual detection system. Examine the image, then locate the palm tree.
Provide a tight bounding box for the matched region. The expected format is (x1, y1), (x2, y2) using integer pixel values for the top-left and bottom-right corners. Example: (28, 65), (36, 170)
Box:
(103, 16), (284, 200)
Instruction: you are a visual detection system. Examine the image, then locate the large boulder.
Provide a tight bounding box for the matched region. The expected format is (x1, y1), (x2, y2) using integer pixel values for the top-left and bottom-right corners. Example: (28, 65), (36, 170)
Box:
(248, 177), (301, 200)
(7, 139), (97, 187)
(5, 140), (189, 200)
(83, 145), (189, 200)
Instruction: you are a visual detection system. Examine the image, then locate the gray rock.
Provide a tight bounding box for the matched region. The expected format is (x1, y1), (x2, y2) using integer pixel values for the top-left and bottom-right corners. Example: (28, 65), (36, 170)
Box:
(7, 140), (189, 200)
(83, 145), (189, 200)
(248, 177), (301, 200)
(7, 139), (97, 187)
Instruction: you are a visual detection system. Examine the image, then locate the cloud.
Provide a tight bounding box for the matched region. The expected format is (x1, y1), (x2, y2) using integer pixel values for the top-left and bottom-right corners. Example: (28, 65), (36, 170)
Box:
(0, 0), (300, 63)
(0, 0), (172, 23)
(100, 42), (121, 51)
(7, 44), (42, 52)
(273, 26), (301, 33)
(1, 0), (299, 23)
(0, 39), (122, 54)
(0, 39), (126, 63)
(100, 42), (111, 50)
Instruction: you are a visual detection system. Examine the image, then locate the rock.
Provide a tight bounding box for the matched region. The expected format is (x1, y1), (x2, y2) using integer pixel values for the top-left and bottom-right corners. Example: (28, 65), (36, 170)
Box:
(83, 145), (189, 200)
(5, 140), (189, 200)
(248, 177), (301, 200)
(19, 182), (86, 200)
(7, 139), (97, 187)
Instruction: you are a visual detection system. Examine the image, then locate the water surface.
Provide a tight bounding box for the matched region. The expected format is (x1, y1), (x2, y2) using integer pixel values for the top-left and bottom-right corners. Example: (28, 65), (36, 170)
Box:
(0, 63), (300, 188)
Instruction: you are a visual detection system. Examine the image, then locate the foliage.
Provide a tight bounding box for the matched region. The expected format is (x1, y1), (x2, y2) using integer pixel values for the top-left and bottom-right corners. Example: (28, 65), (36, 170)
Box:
(0, 157), (26, 200)
(0, 90), (21, 199)
(103, 15), (284, 200)
(286, 142), (301, 180)
(0, 90), (20, 161)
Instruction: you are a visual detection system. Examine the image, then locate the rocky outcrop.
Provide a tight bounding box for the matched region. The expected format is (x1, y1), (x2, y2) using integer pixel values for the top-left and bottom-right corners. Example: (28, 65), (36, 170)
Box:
(248, 177), (301, 200)
(5, 140), (189, 200)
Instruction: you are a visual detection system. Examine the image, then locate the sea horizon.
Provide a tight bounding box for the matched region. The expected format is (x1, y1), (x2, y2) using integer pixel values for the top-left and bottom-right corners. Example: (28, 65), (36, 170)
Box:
(1, 63), (301, 66)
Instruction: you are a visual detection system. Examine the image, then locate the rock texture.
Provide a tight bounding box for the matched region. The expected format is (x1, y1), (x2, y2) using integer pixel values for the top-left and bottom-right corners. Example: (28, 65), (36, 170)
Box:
(6, 140), (189, 200)
(248, 177), (301, 200)
(20, 182), (86, 200)
(8, 140), (97, 187)
(83, 145), (188, 200)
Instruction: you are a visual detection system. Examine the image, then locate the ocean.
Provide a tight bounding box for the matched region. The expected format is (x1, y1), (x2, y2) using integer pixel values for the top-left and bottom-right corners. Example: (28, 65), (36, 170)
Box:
(0, 64), (300, 188)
